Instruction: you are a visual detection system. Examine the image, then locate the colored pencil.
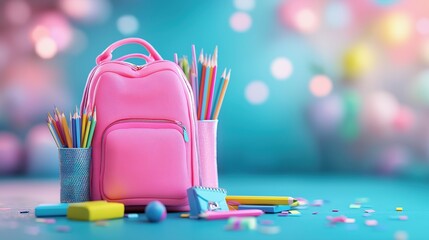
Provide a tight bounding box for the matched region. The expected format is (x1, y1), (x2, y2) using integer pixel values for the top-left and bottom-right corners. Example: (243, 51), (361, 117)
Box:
(81, 108), (88, 143)
(82, 114), (92, 148)
(197, 54), (207, 119)
(201, 55), (212, 120)
(191, 45), (199, 108)
(76, 112), (81, 148)
(47, 122), (61, 148)
(206, 46), (218, 120)
(211, 69), (226, 118)
(61, 113), (72, 148)
(213, 69), (231, 120)
(72, 113), (76, 148)
(86, 111), (97, 148)
(174, 53), (178, 65)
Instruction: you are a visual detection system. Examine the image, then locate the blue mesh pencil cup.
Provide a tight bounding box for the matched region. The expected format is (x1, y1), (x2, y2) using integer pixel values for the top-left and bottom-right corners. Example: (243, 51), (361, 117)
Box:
(58, 148), (91, 203)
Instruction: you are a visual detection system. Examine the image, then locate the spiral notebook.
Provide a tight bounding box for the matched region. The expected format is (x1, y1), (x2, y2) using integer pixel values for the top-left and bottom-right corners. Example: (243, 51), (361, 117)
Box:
(187, 186), (229, 218)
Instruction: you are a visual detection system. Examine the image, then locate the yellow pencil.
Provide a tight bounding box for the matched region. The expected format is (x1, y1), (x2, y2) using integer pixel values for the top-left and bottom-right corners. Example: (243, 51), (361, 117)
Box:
(82, 113), (92, 148)
(213, 69), (231, 119)
(81, 108), (88, 143)
(61, 113), (73, 148)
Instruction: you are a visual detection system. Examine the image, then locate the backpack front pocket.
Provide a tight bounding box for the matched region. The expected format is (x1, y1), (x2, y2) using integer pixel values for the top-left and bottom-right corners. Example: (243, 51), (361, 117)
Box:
(101, 119), (190, 202)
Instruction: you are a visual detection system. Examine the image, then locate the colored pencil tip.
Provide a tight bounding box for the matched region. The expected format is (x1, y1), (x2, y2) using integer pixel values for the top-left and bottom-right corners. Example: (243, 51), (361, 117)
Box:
(199, 49), (204, 62)
(213, 46), (218, 64)
(227, 69), (231, 80)
(221, 68), (227, 79)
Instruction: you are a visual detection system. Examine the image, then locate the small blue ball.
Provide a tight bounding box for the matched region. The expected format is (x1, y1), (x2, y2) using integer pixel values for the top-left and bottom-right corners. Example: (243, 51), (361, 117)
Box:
(145, 201), (167, 222)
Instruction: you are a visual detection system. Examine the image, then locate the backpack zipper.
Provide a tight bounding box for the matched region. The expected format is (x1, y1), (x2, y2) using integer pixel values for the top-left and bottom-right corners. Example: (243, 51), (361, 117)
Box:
(104, 118), (189, 142)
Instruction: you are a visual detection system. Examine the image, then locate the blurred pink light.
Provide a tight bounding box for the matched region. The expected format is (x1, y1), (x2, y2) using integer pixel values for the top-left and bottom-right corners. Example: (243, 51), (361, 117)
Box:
(230, 12), (252, 32)
(34, 12), (73, 52)
(4, 0), (31, 25)
(35, 37), (58, 59)
(416, 18), (429, 36)
(278, 0), (321, 34)
(0, 132), (22, 175)
(392, 106), (415, 132)
(59, 0), (111, 23)
(309, 75), (333, 97)
(364, 91), (399, 131)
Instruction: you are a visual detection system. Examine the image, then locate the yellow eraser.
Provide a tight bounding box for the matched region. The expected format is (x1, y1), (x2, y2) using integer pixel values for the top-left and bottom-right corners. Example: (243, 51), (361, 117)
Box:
(396, 207), (403, 212)
(67, 201), (124, 221)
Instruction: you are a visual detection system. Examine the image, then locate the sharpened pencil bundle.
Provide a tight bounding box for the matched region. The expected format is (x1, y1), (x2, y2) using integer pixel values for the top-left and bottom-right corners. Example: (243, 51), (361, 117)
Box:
(47, 107), (96, 148)
(177, 45), (231, 120)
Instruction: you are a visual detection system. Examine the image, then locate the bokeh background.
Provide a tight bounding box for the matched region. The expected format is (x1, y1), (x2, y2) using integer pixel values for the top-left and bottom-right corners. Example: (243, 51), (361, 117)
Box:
(1, 0), (429, 180)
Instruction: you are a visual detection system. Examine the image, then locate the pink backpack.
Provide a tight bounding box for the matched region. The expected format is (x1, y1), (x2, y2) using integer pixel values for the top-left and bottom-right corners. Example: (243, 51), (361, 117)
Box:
(80, 38), (200, 211)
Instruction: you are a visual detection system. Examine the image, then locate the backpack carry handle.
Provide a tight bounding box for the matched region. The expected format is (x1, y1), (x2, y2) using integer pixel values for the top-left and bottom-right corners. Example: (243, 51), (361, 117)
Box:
(114, 53), (154, 63)
(96, 38), (163, 65)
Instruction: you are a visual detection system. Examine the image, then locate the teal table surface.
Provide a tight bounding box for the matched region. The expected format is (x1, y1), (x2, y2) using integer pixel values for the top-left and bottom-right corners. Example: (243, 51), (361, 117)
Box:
(0, 174), (427, 240)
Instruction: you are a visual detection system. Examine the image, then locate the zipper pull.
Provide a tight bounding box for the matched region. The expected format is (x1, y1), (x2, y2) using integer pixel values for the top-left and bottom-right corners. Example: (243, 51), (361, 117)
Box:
(182, 126), (189, 143)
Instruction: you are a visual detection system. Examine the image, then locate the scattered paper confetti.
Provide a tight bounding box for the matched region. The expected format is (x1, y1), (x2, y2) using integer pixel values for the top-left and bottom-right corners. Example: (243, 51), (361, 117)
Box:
(225, 217), (257, 231)
(95, 221), (109, 226)
(25, 226), (40, 236)
(312, 212), (318, 215)
(125, 213), (139, 218)
(349, 204), (361, 209)
(356, 198), (369, 204)
(258, 225), (280, 235)
(394, 230), (408, 240)
(391, 215), (408, 221)
(180, 213), (189, 218)
(345, 218), (356, 224)
(396, 207), (403, 212)
(332, 209), (339, 212)
(260, 220), (274, 225)
(365, 219), (378, 226)
(327, 215), (347, 224)
(311, 199), (324, 207)
(19, 210), (29, 214)
(56, 225), (71, 232)
(363, 213), (371, 217)
(365, 209), (375, 213)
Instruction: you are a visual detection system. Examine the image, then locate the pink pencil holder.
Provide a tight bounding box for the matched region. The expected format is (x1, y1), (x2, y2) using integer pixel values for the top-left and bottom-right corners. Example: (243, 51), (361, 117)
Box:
(197, 120), (219, 188)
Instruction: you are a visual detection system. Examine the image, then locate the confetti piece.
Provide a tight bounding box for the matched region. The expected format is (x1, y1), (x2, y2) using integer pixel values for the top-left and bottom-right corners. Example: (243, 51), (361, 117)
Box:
(327, 216), (347, 224)
(56, 225), (71, 232)
(258, 226), (280, 235)
(20, 210), (29, 214)
(363, 213), (371, 217)
(349, 204), (361, 209)
(394, 230), (408, 240)
(260, 220), (274, 225)
(399, 216), (408, 221)
(44, 218), (56, 224)
(356, 198), (369, 204)
(225, 217), (257, 231)
(288, 210), (301, 215)
(365, 209), (375, 213)
(311, 199), (324, 207)
(25, 226), (40, 236)
(312, 212), (318, 215)
(365, 219), (378, 226)
(35, 218), (45, 223)
(332, 209), (339, 212)
(180, 213), (189, 218)
(95, 221), (109, 226)
(396, 207), (403, 212)
(125, 213), (139, 218)
(345, 218), (356, 224)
